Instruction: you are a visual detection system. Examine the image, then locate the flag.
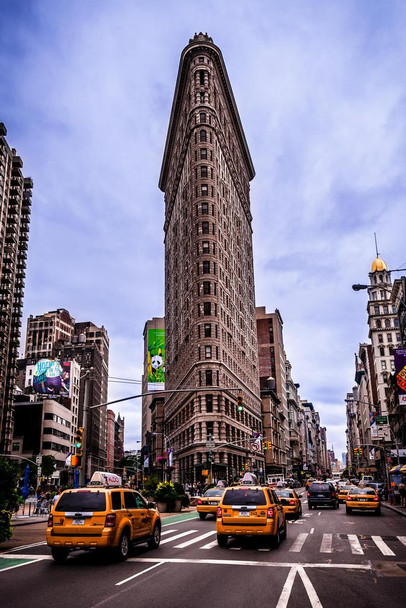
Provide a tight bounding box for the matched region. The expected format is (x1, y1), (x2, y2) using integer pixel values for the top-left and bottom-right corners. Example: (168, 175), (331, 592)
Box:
(168, 447), (173, 467)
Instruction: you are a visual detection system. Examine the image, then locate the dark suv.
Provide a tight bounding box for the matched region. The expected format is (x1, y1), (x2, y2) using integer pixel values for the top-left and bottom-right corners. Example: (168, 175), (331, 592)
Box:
(307, 482), (339, 509)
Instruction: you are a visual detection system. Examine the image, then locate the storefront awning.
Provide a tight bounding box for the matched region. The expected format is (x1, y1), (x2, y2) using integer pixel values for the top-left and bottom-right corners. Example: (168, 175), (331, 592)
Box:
(400, 465), (406, 473)
(390, 465), (403, 473)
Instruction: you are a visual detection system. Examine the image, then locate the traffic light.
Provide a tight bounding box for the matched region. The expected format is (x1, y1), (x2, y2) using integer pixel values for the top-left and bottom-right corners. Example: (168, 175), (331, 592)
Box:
(263, 441), (268, 452)
(237, 394), (244, 412)
(75, 427), (84, 455)
(358, 447), (363, 456)
(71, 454), (82, 468)
(267, 441), (272, 451)
(241, 464), (245, 471)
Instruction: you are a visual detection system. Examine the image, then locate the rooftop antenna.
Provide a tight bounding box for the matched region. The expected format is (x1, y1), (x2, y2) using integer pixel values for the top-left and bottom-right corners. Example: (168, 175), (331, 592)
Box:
(374, 233), (379, 258)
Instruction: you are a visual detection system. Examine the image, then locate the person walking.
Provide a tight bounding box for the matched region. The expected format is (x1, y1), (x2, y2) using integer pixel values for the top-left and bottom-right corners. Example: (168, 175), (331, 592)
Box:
(399, 478), (406, 507)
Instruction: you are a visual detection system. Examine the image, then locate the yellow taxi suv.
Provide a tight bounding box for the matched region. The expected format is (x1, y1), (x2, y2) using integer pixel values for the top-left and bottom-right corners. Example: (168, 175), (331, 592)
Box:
(275, 489), (302, 518)
(197, 487), (225, 520)
(46, 471), (161, 563)
(216, 483), (287, 548)
(345, 486), (381, 515)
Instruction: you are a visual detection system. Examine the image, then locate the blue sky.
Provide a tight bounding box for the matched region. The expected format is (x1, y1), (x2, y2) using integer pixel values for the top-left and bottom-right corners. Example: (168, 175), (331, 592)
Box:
(2, 0), (406, 460)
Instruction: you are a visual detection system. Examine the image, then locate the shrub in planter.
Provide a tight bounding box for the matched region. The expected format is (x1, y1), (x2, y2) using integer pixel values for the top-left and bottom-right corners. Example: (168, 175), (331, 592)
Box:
(154, 481), (178, 511)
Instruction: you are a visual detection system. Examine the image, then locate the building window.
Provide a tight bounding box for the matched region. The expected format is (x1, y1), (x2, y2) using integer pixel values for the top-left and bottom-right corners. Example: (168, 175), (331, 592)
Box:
(384, 319), (391, 328)
(203, 261), (210, 274)
(200, 112), (207, 123)
(202, 221), (209, 234)
(380, 347), (385, 356)
(376, 319), (381, 328)
(199, 57), (204, 63)
(200, 92), (205, 103)
(206, 394), (213, 412)
(205, 370), (213, 385)
(204, 302), (211, 316)
(200, 130), (207, 142)
(201, 166), (208, 178)
(201, 202), (209, 214)
(201, 184), (208, 196)
(199, 70), (205, 85)
(378, 334), (383, 343)
(381, 360), (387, 371)
(201, 148), (207, 159)
(374, 305), (379, 314)
(202, 241), (210, 254)
(205, 345), (212, 359)
(387, 333), (392, 343)
(204, 323), (211, 337)
(203, 281), (211, 294)
(383, 305), (389, 314)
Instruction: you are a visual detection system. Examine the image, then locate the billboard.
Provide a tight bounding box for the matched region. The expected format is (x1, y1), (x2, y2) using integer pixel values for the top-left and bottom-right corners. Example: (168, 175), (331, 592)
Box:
(27, 359), (72, 398)
(147, 329), (165, 391)
(394, 348), (406, 404)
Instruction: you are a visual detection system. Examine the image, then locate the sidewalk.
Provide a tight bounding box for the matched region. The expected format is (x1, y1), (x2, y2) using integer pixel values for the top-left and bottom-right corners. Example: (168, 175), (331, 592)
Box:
(381, 500), (406, 518)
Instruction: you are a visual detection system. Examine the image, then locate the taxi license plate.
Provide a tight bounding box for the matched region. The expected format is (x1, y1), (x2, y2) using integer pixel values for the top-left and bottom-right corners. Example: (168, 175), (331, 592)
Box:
(72, 518), (85, 525)
(239, 511), (250, 517)
(359, 498), (368, 502)
(209, 501), (217, 505)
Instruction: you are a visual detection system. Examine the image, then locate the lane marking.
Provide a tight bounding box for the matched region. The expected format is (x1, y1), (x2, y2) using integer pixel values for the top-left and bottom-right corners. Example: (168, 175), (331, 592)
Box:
(398, 536), (406, 547)
(310, 528), (314, 534)
(116, 562), (164, 586)
(161, 529), (177, 536)
(174, 531), (216, 548)
(297, 565), (323, 607)
(159, 530), (198, 545)
(0, 558), (39, 573)
(289, 533), (308, 552)
(318, 512), (321, 516)
(4, 541), (47, 553)
(125, 557), (371, 569)
(348, 534), (363, 555)
(276, 566), (297, 608)
(320, 533), (332, 553)
(372, 535), (395, 556)
(200, 539), (218, 549)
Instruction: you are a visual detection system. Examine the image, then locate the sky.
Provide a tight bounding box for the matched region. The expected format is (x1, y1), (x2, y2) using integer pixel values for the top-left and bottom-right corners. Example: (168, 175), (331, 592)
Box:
(2, 0), (406, 462)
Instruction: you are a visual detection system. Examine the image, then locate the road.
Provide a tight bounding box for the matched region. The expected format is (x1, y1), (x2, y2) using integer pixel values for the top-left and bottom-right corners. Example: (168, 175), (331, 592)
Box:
(1, 502), (406, 608)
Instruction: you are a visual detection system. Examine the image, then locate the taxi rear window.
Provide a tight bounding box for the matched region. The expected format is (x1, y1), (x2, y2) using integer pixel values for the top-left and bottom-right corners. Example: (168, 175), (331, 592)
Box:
(223, 489), (267, 506)
(55, 491), (107, 512)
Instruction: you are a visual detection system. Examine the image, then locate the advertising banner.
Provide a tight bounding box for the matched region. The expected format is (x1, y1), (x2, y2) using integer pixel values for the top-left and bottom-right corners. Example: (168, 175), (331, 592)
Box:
(147, 328), (165, 391)
(28, 359), (72, 398)
(394, 348), (406, 403)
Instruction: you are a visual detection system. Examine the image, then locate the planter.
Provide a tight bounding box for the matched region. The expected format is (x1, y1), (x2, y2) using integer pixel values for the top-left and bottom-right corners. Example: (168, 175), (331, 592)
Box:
(173, 499), (182, 512)
(156, 499), (182, 513)
(156, 501), (168, 513)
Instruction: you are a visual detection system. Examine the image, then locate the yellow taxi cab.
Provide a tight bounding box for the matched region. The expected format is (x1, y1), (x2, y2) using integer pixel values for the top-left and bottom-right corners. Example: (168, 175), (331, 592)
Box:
(216, 473), (287, 548)
(197, 487), (225, 519)
(345, 486), (381, 515)
(337, 485), (355, 503)
(46, 471), (161, 562)
(305, 478), (315, 490)
(275, 488), (302, 518)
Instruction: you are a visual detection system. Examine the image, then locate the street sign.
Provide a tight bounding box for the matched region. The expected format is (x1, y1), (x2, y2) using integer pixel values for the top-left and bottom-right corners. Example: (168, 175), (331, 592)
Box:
(37, 467), (42, 476)
(206, 441), (215, 448)
(375, 415), (388, 425)
(36, 455), (42, 465)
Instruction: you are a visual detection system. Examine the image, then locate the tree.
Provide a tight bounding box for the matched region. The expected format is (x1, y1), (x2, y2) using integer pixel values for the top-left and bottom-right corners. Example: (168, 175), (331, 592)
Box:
(41, 455), (56, 479)
(0, 457), (20, 543)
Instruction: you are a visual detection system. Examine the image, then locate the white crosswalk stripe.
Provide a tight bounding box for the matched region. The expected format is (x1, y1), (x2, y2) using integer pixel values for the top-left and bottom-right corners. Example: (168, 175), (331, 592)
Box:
(320, 533), (332, 553)
(398, 536), (406, 547)
(348, 534), (363, 554)
(371, 535), (395, 556)
(289, 533), (309, 552)
(174, 531), (216, 548)
(160, 530), (198, 545)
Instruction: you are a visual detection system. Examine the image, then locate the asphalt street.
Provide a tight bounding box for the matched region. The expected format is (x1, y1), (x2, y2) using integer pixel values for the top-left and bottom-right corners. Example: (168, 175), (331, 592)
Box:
(1, 501), (406, 608)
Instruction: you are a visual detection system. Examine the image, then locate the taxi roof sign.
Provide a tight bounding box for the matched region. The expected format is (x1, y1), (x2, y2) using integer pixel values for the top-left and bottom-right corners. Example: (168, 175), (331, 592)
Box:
(240, 472), (258, 485)
(88, 471), (122, 487)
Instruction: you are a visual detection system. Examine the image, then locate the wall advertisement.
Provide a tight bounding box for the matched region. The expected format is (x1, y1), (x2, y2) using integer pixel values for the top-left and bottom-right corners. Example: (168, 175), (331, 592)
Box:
(394, 348), (406, 404)
(147, 328), (165, 391)
(26, 359), (72, 398)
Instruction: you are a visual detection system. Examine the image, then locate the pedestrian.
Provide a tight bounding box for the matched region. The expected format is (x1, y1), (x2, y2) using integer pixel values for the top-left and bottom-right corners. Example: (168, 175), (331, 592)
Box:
(52, 488), (62, 506)
(399, 478), (406, 507)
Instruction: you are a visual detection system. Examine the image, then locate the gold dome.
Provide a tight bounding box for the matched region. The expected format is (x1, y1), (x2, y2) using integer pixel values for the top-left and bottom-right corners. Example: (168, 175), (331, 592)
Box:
(371, 256), (388, 272)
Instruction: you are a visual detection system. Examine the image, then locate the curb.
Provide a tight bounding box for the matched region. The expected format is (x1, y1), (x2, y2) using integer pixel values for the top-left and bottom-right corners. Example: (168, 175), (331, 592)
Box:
(381, 502), (406, 517)
(12, 517), (48, 527)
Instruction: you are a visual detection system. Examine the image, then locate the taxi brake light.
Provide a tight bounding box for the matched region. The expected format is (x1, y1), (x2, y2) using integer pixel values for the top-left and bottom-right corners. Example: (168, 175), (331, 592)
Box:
(47, 513), (53, 527)
(105, 513), (116, 527)
(216, 507), (222, 518)
(289, 500), (295, 506)
(267, 507), (275, 519)
(373, 496), (379, 501)
(197, 499), (202, 505)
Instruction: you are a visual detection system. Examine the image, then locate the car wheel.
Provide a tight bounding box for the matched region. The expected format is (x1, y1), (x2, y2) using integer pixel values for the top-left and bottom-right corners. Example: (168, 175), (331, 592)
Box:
(375, 507), (381, 516)
(281, 521), (287, 540)
(308, 503), (312, 510)
(217, 534), (228, 547)
(199, 512), (207, 520)
(116, 530), (130, 561)
(51, 547), (69, 564)
(332, 502), (337, 509)
(147, 523), (161, 549)
(346, 507), (352, 514)
(271, 527), (281, 549)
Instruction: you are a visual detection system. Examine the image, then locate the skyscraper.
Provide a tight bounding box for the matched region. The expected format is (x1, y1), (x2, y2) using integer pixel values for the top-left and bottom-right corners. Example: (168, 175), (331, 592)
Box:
(0, 124), (33, 452)
(159, 34), (263, 483)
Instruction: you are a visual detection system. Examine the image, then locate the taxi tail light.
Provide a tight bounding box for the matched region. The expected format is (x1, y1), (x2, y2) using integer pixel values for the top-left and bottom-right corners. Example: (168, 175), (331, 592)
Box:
(373, 496), (379, 501)
(289, 500), (295, 506)
(197, 499), (202, 505)
(267, 507), (275, 519)
(105, 513), (116, 527)
(216, 507), (222, 518)
(307, 491), (310, 498)
(47, 513), (53, 527)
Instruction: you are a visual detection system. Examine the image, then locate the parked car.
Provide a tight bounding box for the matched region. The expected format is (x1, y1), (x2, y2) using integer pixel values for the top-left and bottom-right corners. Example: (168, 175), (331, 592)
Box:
(307, 482), (339, 509)
(216, 483), (287, 548)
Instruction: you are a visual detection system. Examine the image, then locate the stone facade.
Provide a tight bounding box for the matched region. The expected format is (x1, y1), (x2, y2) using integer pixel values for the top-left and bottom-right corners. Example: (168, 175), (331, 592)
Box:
(159, 34), (263, 483)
